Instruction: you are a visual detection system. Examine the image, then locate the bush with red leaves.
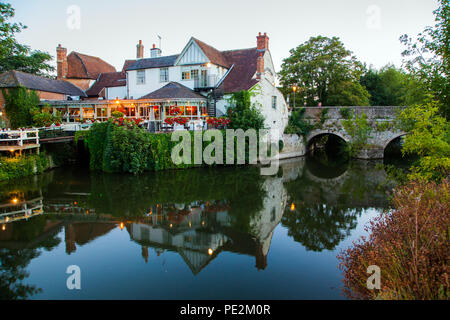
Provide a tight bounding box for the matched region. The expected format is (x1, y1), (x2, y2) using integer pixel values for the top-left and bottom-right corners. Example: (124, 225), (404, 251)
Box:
(338, 179), (449, 300)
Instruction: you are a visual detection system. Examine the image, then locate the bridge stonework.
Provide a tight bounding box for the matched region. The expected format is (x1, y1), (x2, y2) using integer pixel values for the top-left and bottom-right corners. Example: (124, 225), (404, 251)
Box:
(280, 106), (406, 160)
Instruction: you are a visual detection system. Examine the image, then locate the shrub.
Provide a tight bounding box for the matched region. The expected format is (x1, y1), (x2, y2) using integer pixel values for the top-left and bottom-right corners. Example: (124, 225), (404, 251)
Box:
(284, 108), (314, 139)
(32, 111), (60, 127)
(338, 179), (449, 300)
(341, 111), (373, 156)
(397, 103), (450, 182)
(319, 107), (329, 125)
(111, 111), (124, 118)
(339, 107), (352, 120)
(0, 153), (51, 181)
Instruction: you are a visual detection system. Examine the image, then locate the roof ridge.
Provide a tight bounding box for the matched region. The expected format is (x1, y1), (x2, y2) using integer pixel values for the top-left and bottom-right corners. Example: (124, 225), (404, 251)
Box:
(73, 52), (90, 78)
(222, 47), (257, 53)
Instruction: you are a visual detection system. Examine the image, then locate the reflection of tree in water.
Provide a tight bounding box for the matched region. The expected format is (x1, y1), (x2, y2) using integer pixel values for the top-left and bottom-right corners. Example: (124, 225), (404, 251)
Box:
(281, 158), (394, 252)
(0, 216), (61, 300)
(0, 248), (41, 299)
(85, 166), (266, 232)
(282, 204), (360, 251)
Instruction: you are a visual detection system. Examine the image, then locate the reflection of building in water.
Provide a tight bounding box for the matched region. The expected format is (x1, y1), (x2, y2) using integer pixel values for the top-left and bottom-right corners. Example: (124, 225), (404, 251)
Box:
(64, 223), (116, 255)
(128, 176), (287, 274)
(129, 204), (231, 274)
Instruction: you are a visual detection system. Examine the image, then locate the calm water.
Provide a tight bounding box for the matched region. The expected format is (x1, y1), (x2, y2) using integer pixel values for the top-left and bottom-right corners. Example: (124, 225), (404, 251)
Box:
(0, 157), (399, 300)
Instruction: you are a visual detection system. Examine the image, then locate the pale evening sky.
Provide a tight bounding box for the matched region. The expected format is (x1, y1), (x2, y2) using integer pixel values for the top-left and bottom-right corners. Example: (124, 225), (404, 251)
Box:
(9, 0), (438, 75)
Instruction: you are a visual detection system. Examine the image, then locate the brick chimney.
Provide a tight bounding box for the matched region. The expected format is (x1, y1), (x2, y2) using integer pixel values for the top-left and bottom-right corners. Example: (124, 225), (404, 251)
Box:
(256, 52), (264, 80)
(137, 40), (144, 59)
(150, 43), (162, 58)
(56, 44), (67, 80)
(257, 32), (269, 51)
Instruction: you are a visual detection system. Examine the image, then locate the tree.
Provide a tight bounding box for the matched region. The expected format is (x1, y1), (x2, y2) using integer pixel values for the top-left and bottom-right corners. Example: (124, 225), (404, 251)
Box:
(360, 64), (430, 106)
(0, 2), (54, 76)
(279, 36), (370, 106)
(400, 0), (449, 118)
(2, 87), (40, 128)
(397, 103), (450, 182)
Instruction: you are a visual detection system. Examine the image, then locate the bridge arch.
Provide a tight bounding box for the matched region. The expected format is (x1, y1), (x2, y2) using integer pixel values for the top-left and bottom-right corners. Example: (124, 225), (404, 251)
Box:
(383, 133), (407, 150)
(306, 130), (349, 154)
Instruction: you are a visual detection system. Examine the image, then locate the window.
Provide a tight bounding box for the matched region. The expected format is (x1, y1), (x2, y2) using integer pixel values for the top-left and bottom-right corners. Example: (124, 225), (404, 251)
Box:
(272, 96), (277, 109)
(181, 71), (190, 80)
(160, 68), (169, 82)
(191, 69), (199, 80)
(136, 70), (145, 85)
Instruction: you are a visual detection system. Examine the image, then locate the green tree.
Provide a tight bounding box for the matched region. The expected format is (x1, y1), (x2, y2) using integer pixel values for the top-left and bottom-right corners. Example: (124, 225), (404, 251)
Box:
(397, 103), (450, 182)
(0, 2), (54, 76)
(279, 36), (370, 106)
(360, 64), (431, 106)
(400, 0), (449, 118)
(2, 86), (40, 128)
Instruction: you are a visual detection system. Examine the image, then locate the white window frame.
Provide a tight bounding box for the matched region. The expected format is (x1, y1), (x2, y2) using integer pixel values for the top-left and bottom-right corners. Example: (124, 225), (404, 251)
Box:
(136, 70), (146, 85)
(160, 68), (169, 82)
(191, 69), (199, 80)
(181, 71), (191, 80)
(272, 96), (277, 109)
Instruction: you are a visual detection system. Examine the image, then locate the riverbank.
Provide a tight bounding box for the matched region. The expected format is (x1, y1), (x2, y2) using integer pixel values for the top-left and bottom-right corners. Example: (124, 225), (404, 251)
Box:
(0, 152), (54, 181)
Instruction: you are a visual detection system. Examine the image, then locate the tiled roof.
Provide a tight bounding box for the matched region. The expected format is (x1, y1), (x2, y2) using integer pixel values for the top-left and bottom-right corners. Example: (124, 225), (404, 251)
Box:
(193, 38), (231, 68)
(125, 39), (261, 94)
(221, 48), (259, 93)
(139, 82), (206, 100)
(0, 70), (87, 97)
(85, 72), (126, 97)
(122, 60), (136, 72)
(125, 55), (179, 71)
(67, 52), (116, 79)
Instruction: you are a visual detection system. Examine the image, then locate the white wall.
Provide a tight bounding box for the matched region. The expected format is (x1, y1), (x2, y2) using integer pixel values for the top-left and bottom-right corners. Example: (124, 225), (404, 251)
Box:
(106, 86), (127, 99)
(251, 78), (289, 133)
(127, 63), (227, 99)
(216, 79), (288, 132)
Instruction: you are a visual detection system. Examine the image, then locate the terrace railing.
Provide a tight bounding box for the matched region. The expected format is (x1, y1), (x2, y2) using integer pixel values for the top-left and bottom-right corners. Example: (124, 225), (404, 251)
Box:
(0, 129), (39, 148)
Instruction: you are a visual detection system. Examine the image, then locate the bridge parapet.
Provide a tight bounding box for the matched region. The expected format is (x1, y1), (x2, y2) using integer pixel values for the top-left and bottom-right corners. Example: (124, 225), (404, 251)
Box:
(300, 106), (405, 120)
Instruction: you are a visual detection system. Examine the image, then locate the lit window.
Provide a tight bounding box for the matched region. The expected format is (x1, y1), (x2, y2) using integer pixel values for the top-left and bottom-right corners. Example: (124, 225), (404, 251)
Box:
(272, 96), (277, 109)
(160, 68), (169, 82)
(182, 71), (190, 80)
(136, 70), (145, 85)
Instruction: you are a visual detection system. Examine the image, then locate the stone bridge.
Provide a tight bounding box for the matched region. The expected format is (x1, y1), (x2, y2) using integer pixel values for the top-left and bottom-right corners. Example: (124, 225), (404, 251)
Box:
(281, 106), (406, 159)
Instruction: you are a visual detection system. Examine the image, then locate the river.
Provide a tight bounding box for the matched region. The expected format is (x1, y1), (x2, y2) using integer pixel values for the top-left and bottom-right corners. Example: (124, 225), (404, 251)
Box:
(0, 156), (401, 299)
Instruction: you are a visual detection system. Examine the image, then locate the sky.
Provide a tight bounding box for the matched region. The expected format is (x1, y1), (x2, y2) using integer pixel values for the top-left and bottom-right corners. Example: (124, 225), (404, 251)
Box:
(9, 0), (439, 74)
